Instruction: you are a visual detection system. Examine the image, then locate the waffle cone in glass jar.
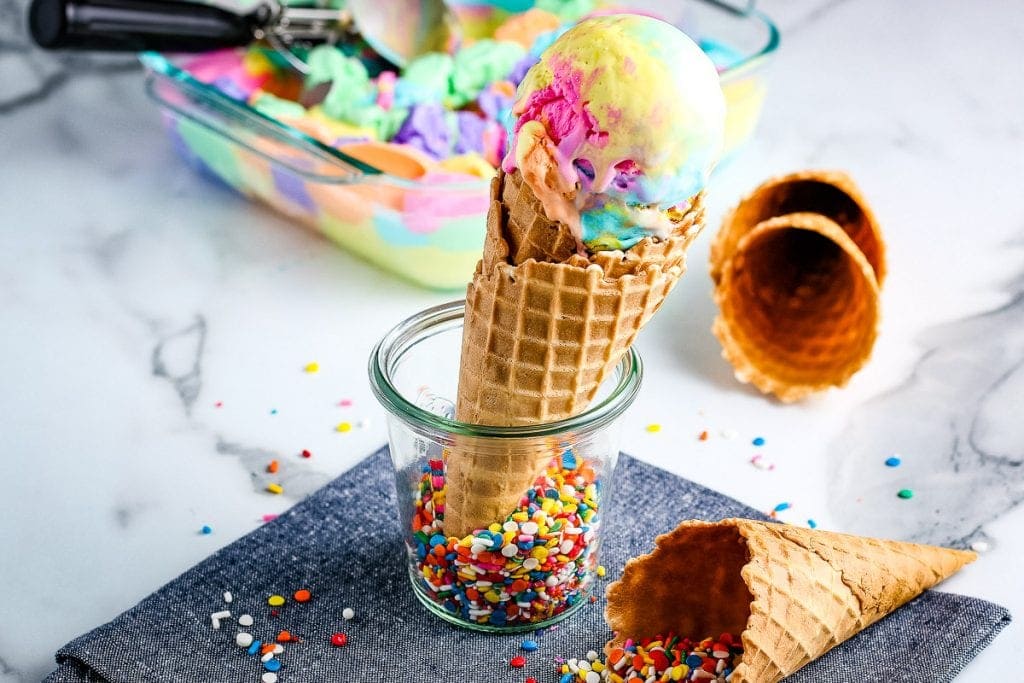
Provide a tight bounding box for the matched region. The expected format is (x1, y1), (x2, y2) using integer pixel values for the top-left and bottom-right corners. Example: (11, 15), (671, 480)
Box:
(442, 170), (704, 538)
(605, 518), (975, 683)
(709, 171), (885, 402)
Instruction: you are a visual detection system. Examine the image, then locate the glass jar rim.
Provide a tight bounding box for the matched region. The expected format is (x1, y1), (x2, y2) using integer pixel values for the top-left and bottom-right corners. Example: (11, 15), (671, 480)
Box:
(369, 300), (643, 439)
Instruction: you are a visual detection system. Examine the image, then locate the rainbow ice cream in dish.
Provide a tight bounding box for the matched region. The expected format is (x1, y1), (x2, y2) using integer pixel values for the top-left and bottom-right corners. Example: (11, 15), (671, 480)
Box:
(504, 14), (726, 252)
(155, 6), (767, 289)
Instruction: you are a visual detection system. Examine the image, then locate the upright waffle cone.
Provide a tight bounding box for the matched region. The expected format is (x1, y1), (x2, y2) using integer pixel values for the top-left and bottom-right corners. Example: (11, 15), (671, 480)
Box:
(710, 171), (885, 402)
(443, 170), (704, 538)
(606, 519), (975, 683)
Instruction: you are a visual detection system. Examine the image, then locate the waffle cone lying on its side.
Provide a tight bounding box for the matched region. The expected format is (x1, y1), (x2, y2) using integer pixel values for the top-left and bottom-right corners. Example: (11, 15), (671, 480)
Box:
(709, 171), (885, 402)
(606, 519), (975, 683)
(442, 170), (705, 538)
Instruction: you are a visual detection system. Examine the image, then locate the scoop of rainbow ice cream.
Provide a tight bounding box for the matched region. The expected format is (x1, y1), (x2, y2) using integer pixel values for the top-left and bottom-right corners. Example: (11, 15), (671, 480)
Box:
(502, 14), (726, 252)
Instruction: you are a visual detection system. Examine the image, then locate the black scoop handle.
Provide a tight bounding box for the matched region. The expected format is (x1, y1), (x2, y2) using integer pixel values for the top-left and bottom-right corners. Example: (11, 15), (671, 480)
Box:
(28, 0), (273, 51)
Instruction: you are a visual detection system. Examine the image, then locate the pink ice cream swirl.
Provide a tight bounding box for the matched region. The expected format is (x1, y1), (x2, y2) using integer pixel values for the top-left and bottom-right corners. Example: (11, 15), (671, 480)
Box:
(502, 56), (606, 190)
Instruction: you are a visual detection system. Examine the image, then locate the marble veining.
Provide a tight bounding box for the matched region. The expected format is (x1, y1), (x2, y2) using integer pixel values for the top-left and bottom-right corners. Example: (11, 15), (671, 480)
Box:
(0, 0), (137, 114)
(829, 266), (1024, 547)
(112, 502), (150, 530)
(0, 656), (21, 681)
(216, 437), (332, 500)
(151, 316), (207, 415)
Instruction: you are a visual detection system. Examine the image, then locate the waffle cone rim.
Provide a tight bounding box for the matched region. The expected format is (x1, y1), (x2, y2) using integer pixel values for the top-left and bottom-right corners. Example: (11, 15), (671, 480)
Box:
(712, 212), (882, 403)
(711, 169), (886, 287)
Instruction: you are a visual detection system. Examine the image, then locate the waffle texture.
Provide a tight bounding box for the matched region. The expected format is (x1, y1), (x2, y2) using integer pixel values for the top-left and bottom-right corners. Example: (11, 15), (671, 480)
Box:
(709, 171), (885, 402)
(605, 518), (975, 683)
(443, 170), (704, 538)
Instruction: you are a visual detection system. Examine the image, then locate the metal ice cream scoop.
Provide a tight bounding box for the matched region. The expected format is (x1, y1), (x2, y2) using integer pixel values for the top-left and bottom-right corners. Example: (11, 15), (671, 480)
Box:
(28, 0), (456, 71)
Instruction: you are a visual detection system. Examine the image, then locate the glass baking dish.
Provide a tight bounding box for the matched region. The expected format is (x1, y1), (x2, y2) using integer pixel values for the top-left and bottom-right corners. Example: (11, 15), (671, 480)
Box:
(142, 0), (778, 291)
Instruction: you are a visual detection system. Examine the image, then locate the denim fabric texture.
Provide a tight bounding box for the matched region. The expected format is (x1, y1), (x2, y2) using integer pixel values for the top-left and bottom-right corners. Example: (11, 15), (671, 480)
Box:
(47, 446), (1011, 682)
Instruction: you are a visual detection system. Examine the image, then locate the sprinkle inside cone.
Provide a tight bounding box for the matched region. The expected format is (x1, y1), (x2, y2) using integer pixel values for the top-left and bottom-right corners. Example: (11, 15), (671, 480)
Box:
(561, 633), (743, 682)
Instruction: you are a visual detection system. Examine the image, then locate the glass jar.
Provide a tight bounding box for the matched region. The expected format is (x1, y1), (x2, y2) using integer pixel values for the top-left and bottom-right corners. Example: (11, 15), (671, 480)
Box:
(369, 301), (642, 632)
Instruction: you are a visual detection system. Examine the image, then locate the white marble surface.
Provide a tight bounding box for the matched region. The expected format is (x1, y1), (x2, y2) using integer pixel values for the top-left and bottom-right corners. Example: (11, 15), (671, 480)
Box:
(1, 0), (1022, 680)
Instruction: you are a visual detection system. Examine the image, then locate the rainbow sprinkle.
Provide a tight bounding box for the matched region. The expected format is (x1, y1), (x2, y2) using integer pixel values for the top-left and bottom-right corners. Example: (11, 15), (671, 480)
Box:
(411, 450), (601, 626)
(562, 633), (743, 682)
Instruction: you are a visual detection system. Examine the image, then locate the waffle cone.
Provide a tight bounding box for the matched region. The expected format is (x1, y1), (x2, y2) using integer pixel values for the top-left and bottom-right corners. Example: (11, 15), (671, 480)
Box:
(605, 519), (975, 683)
(710, 171), (885, 402)
(443, 170), (704, 538)
(710, 170), (885, 285)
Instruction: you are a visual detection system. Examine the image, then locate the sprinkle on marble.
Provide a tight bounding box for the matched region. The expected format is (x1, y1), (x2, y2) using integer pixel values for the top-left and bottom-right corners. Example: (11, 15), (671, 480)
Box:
(698, 430), (709, 441)
(971, 540), (990, 553)
(646, 423), (662, 433)
(885, 456), (902, 467)
(304, 362), (320, 373)
(339, 398), (353, 407)
(270, 409), (278, 415)
(262, 514), (279, 523)
(752, 436), (765, 446)
(267, 460), (280, 473)
(200, 525), (213, 535)
(267, 483), (284, 495)
(897, 488), (914, 500)
(720, 428), (737, 439)
(749, 454), (775, 471)
(773, 502), (791, 513)
(336, 421), (353, 433)
(356, 418), (370, 429)
(301, 449), (312, 459)
(807, 519), (818, 529)
(215, 401), (223, 408)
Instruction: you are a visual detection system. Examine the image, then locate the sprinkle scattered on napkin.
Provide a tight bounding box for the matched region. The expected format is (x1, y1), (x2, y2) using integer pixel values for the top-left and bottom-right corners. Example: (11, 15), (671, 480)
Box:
(47, 447), (1010, 683)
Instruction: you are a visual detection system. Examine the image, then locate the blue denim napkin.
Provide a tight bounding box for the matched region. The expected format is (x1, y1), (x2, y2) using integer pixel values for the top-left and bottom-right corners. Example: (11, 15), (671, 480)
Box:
(47, 446), (1010, 683)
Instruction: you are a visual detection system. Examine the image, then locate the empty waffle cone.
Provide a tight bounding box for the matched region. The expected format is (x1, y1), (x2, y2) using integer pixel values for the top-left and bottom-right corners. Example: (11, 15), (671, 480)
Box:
(710, 170), (885, 285)
(606, 518), (975, 683)
(442, 170), (704, 538)
(710, 171), (885, 402)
